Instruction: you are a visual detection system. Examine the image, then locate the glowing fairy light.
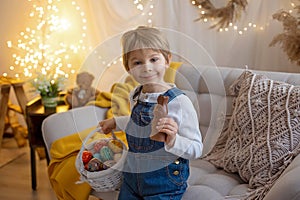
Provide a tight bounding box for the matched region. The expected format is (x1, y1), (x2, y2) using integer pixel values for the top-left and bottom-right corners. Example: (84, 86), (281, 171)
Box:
(7, 41), (12, 48)
(133, 0), (155, 26)
(190, 0), (296, 35)
(5, 0), (88, 80)
(95, 0), (157, 70)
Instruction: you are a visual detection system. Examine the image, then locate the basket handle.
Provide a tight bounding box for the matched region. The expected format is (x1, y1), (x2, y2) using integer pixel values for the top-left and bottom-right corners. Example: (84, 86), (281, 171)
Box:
(80, 127), (119, 152)
(110, 129), (117, 140)
(80, 127), (101, 153)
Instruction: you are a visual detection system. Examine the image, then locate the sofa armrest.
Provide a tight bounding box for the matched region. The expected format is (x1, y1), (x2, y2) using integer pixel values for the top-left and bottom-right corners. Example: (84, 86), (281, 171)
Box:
(42, 105), (108, 159)
(264, 154), (300, 200)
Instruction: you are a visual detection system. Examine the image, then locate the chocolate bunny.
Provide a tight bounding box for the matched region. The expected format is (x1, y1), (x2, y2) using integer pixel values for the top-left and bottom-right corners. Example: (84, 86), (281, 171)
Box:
(150, 95), (169, 142)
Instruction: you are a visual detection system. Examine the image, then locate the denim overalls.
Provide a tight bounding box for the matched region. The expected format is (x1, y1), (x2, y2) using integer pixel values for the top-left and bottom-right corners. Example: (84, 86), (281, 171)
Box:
(118, 87), (189, 200)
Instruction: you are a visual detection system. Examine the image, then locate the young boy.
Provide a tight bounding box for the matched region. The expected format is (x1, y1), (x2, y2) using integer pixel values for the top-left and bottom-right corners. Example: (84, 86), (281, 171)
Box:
(99, 26), (203, 199)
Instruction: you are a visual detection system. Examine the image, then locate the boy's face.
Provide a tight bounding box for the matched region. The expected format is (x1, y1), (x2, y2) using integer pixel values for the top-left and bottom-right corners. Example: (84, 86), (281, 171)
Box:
(127, 49), (170, 85)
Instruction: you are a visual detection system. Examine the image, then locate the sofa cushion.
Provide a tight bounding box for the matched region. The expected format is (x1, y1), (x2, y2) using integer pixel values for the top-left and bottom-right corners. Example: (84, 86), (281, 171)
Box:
(204, 70), (300, 199)
(183, 159), (247, 200)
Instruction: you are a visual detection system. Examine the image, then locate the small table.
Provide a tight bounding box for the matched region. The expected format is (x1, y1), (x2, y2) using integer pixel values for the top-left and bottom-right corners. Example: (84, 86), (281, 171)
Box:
(25, 96), (69, 190)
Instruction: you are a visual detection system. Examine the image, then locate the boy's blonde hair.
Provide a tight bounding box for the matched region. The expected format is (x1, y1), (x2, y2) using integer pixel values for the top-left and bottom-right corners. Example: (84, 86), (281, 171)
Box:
(121, 26), (171, 71)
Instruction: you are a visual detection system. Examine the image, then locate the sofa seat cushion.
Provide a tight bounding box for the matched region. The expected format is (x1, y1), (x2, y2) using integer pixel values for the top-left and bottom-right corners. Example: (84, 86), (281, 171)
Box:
(183, 159), (249, 200)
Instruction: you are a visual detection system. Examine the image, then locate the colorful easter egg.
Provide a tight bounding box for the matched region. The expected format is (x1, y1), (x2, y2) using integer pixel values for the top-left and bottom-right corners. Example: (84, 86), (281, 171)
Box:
(113, 153), (122, 162)
(82, 150), (93, 164)
(86, 158), (104, 172)
(84, 163), (89, 171)
(94, 140), (108, 152)
(108, 139), (123, 153)
(100, 146), (114, 161)
(93, 152), (101, 160)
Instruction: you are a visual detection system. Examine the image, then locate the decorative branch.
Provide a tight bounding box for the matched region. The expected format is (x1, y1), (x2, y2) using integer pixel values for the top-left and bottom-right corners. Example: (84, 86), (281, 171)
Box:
(269, 3), (300, 66)
(192, 0), (248, 29)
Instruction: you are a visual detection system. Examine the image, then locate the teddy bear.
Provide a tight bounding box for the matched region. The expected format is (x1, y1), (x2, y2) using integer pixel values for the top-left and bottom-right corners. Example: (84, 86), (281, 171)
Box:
(65, 72), (100, 108)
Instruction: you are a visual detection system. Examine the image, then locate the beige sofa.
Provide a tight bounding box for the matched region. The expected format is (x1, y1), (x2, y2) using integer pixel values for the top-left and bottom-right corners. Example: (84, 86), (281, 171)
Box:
(42, 64), (300, 199)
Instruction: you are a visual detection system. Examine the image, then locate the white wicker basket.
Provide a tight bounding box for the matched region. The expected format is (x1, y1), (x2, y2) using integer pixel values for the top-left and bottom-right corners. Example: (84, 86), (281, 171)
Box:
(75, 128), (127, 192)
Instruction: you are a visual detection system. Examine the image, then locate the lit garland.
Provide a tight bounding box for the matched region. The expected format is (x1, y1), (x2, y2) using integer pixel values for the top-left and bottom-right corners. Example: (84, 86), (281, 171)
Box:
(191, 0), (248, 30)
(5, 0), (88, 80)
(102, 0), (155, 69)
(190, 0), (265, 35)
(191, 0), (298, 36)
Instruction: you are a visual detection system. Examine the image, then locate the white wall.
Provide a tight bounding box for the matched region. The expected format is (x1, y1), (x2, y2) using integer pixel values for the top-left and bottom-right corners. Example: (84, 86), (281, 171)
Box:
(85, 0), (300, 73)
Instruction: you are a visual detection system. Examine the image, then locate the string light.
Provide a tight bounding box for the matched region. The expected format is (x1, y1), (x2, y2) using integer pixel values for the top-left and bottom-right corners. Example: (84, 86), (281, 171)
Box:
(191, 0), (297, 35)
(77, 0), (157, 73)
(95, 0), (157, 72)
(133, 0), (155, 26)
(5, 0), (88, 80)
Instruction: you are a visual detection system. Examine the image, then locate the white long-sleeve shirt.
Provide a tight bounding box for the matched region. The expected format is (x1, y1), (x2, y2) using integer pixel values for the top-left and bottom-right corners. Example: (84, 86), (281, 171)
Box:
(115, 85), (203, 160)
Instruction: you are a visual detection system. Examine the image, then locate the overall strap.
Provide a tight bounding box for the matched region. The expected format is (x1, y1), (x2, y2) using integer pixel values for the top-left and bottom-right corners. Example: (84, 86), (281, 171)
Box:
(162, 87), (185, 103)
(132, 85), (143, 102)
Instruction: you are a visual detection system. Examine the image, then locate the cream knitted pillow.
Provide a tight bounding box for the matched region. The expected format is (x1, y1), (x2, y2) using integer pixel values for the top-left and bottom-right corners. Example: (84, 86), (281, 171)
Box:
(204, 70), (300, 199)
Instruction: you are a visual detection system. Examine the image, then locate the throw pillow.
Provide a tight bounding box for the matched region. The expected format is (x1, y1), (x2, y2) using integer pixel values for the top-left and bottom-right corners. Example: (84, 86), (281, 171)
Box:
(204, 70), (300, 199)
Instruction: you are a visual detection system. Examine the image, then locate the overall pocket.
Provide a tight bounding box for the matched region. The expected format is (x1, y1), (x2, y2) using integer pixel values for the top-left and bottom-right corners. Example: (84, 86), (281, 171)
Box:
(166, 159), (189, 186)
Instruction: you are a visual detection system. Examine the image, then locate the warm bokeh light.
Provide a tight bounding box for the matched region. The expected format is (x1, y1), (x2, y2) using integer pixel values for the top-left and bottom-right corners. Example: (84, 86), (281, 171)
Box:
(5, 0), (89, 81)
(133, 0), (154, 26)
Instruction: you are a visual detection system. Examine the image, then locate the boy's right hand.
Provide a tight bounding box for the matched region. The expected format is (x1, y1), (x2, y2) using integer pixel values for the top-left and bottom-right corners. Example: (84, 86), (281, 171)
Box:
(98, 118), (116, 134)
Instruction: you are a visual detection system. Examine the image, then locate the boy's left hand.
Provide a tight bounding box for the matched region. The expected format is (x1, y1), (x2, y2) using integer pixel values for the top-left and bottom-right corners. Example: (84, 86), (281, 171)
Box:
(156, 117), (178, 146)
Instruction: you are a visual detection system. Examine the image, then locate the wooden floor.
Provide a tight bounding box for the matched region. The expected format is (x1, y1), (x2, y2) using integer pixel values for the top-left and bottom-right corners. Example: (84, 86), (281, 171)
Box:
(0, 137), (57, 200)
(0, 136), (101, 200)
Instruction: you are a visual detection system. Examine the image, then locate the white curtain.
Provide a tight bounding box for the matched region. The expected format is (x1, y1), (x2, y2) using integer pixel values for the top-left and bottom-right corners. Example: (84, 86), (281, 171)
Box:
(79, 0), (299, 90)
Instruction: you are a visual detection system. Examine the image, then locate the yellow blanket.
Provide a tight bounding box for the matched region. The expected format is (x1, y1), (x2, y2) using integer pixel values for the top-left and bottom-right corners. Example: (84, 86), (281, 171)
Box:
(48, 62), (182, 200)
(48, 127), (92, 200)
(48, 127), (128, 200)
(86, 75), (138, 119)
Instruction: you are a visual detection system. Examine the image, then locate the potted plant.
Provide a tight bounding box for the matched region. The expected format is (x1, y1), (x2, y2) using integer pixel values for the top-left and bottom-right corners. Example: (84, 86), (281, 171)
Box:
(31, 73), (66, 108)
